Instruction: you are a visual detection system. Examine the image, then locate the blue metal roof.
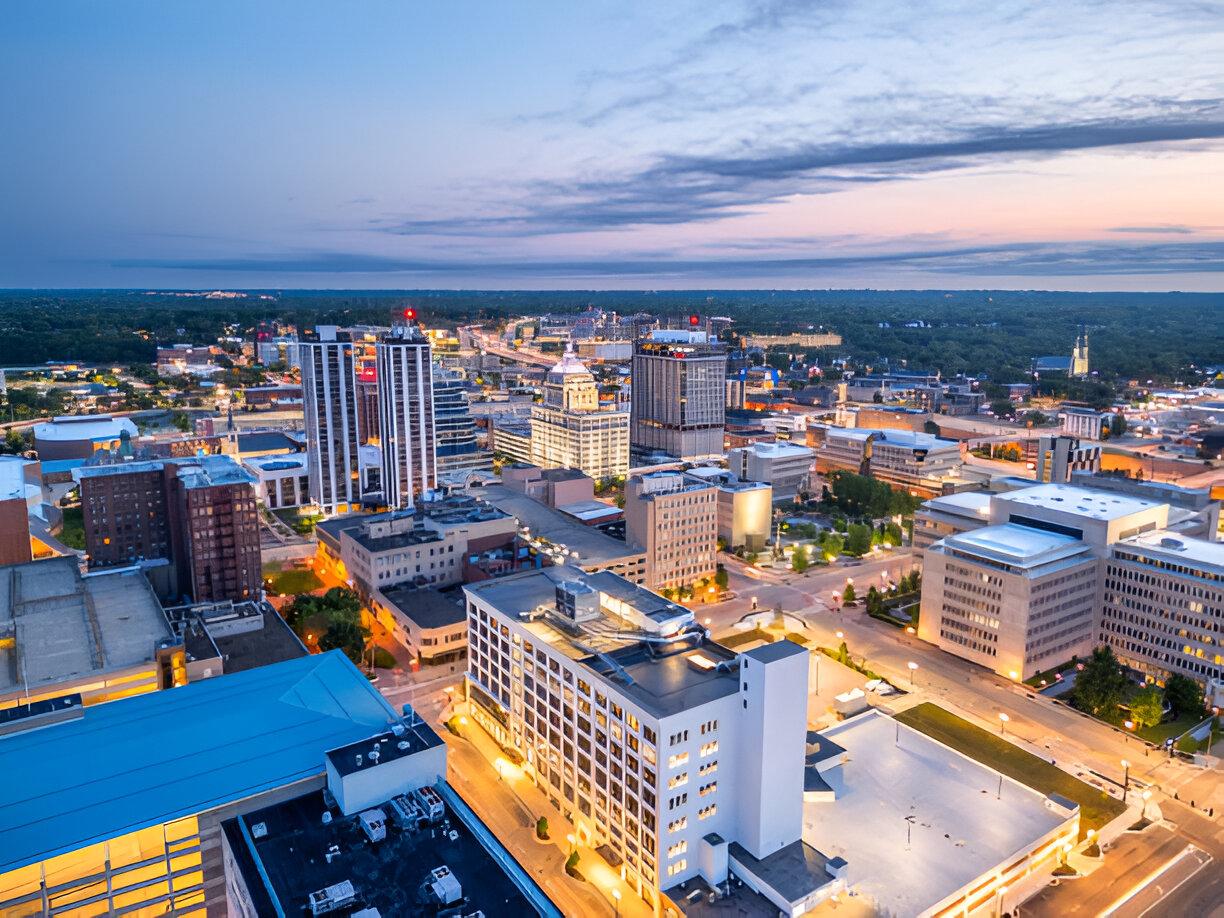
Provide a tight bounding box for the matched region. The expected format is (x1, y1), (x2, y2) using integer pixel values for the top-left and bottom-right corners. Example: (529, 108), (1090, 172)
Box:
(0, 651), (397, 874)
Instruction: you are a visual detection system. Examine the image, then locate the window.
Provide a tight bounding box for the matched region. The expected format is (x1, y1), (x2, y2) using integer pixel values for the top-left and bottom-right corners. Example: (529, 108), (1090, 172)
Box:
(667, 752), (689, 769)
(667, 772), (688, 790)
(667, 817), (687, 833)
(668, 840), (688, 857)
(667, 858), (688, 877)
(698, 804), (716, 820)
(700, 741), (718, 757)
(698, 782), (717, 797)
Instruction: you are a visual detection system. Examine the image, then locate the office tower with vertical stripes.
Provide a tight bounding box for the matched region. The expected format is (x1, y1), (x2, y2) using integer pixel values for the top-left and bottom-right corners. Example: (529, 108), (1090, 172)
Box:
(376, 319), (436, 509)
(300, 326), (361, 515)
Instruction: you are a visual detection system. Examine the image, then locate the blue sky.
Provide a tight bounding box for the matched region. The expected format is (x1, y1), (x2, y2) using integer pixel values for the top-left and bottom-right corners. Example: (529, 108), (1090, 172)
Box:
(3, 0), (1223, 290)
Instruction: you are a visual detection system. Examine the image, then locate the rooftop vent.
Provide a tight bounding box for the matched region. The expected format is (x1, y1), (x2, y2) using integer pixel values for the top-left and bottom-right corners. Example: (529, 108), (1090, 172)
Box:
(1160, 537), (1185, 550)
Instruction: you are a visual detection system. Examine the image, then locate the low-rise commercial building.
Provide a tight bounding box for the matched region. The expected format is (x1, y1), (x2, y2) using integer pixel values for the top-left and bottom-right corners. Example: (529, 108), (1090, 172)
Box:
(1060, 404), (1112, 440)
(0, 457), (37, 566)
(0, 556), (182, 711)
(369, 585), (467, 665)
(32, 414), (138, 461)
(243, 452), (311, 509)
(728, 441), (814, 497)
(814, 426), (964, 497)
(684, 467), (772, 552)
(464, 569), (828, 916)
(625, 471), (718, 590)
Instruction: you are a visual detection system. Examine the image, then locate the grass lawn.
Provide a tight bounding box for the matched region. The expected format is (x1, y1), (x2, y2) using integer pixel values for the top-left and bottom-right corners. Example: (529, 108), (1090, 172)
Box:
(895, 702), (1126, 838)
(719, 627), (775, 649)
(58, 506), (86, 550)
(1024, 658), (1077, 688)
(1134, 714), (1204, 746)
(262, 563), (324, 596)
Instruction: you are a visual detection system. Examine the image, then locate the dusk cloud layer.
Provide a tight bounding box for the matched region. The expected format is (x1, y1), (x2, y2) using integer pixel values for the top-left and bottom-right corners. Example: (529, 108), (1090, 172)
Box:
(3, 1), (1223, 289)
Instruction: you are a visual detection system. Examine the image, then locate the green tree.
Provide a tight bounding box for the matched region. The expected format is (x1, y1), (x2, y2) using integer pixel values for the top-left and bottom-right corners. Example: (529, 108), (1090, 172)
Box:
(884, 521), (904, 546)
(1129, 685), (1164, 729)
(835, 641), (852, 666)
(714, 565), (729, 590)
(1110, 413), (1128, 438)
(318, 619), (370, 666)
(842, 583), (856, 605)
(1071, 646), (1129, 718)
(989, 398), (1015, 418)
(845, 523), (873, 557)
(791, 544), (810, 573)
(820, 532), (844, 560)
(0, 428), (29, 455)
(1163, 674), (1204, 718)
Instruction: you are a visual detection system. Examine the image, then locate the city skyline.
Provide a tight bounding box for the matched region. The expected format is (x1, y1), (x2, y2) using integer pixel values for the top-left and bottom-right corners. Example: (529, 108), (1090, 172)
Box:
(3, 1), (1223, 291)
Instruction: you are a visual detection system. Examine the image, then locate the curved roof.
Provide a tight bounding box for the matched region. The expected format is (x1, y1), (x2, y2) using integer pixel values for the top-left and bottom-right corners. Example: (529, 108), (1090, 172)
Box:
(32, 415), (137, 443)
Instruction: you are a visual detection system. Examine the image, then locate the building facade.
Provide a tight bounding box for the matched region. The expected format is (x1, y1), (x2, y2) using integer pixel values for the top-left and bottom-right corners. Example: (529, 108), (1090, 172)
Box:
(299, 326), (361, 515)
(464, 569), (810, 914)
(631, 330), (727, 462)
(1034, 435), (1101, 483)
(727, 441), (814, 497)
(625, 472), (718, 591)
(434, 371), (493, 474)
(684, 468), (772, 552)
(814, 426), (964, 497)
(377, 323), (436, 509)
(530, 349), (630, 480)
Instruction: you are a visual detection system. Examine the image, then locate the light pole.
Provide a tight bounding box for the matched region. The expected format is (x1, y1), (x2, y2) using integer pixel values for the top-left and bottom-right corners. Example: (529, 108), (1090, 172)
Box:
(1121, 759), (1130, 804)
(1141, 789), (1152, 821)
(998, 712), (1009, 735)
(612, 888), (622, 918)
(907, 661), (919, 689)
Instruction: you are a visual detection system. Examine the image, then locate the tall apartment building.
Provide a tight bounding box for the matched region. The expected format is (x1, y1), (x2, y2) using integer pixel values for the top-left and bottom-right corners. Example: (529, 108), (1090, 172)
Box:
(1034, 434), (1101, 483)
(434, 371), (493, 474)
(355, 364), (380, 445)
(917, 482), (1221, 682)
(464, 569), (815, 915)
(1101, 531), (1224, 703)
(300, 326), (361, 514)
(75, 456), (261, 603)
(630, 329), (727, 462)
(377, 322), (436, 509)
(625, 471), (718, 591)
(530, 348), (629, 480)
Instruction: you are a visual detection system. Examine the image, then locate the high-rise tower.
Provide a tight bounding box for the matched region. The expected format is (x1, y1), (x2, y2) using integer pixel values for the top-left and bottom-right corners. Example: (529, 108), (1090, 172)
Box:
(299, 326), (361, 515)
(376, 311), (435, 509)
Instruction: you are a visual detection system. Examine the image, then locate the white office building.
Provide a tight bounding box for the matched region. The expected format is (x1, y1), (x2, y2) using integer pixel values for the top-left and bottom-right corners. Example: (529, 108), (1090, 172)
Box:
(463, 568), (832, 916)
(376, 324), (436, 510)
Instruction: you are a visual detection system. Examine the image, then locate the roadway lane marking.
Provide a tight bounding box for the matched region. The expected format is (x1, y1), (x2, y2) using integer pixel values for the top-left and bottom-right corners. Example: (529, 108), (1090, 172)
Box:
(1101, 843), (1199, 916)
(1137, 849), (1213, 918)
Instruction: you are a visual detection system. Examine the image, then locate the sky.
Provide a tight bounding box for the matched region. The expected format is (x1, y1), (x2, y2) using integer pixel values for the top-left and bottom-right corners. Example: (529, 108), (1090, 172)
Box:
(3, 0), (1224, 291)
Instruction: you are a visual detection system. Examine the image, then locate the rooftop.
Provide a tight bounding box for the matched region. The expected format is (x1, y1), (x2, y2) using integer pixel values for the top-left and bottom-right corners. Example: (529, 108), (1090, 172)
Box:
(940, 523), (1089, 568)
(0, 557), (173, 695)
(738, 440), (814, 459)
(374, 586), (467, 630)
(804, 710), (1072, 918)
(479, 484), (643, 567)
(1114, 529), (1224, 574)
(0, 457), (33, 502)
(236, 430), (301, 455)
(225, 786), (557, 917)
(32, 415), (137, 442)
(73, 454), (256, 489)
(997, 483), (1162, 521)
(0, 651), (397, 874)
(919, 491), (993, 518)
(167, 600), (308, 674)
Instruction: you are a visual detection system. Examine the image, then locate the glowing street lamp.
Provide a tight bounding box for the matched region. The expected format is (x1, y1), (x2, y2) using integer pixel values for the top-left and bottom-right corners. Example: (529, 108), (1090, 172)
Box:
(612, 888), (622, 918)
(907, 661), (919, 688)
(998, 712), (1010, 735)
(1141, 788), (1152, 821)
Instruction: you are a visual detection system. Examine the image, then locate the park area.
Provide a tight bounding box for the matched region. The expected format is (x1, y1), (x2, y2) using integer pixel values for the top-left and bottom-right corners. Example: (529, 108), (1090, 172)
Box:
(262, 561), (323, 596)
(895, 703), (1126, 837)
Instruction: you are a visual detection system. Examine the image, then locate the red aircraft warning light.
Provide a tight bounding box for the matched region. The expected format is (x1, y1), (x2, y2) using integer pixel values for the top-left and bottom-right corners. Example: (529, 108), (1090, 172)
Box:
(688, 313), (700, 327)
(403, 307), (417, 322)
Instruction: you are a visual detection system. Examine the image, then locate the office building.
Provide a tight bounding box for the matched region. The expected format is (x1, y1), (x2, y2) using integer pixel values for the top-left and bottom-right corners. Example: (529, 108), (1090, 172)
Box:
(75, 456), (262, 604)
(530, 348), (630, 480)
(727, 441), (814, 497)
(300, 326), (361, 515)
(0, 556), (182, 711)
(464, 568), (820, 915)
(369, 585), (468, 666)
(434, 370), (493, 474)
(631, 328), (728, 461)
(0, 651), (557, 918)
(490, 416), (535, 465)
(1069, 471), (1221, 537)
(1060, 404), (1112, 440)
(1101, 531), (1224, 704)
(1034, 434), (1101, 482)
(916, 482), (1218, 681)
(625, 471), (718, 591)
(814, 426), (964, 497)
(242, 452), (310, 509)
(377, 322), (436, 509)
(32, 414), (138, 461)
(684, 467), (772, 552)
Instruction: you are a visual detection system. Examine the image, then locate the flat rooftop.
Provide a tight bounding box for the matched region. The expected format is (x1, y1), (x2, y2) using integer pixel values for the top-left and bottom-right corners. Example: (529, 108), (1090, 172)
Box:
(375, 586), (467, 629)
(997, 483), (1162, 521)
(173, 603), (308, 674)
(940, 523), (1090, 568)
(0, 651), (396, 874)
(33, 415), (137, 442)
(1114, 529), (1224, 574)
(479, 484), (642, 567)
(466, 568), (739, 718)
(226, 787), (556, 917)
(0, 457), (33, 502)
(0, 557), (173, 695)
(920, 490), (993, 518)
(804, 711), (1071, 918)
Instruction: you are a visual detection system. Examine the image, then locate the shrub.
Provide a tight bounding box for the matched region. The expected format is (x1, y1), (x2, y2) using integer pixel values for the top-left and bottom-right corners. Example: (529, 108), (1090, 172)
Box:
(536, 817), (549, 840)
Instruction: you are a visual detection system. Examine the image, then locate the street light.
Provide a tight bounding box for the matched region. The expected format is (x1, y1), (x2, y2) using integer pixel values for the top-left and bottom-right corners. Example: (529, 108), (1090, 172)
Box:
(1141, 788), (1152, 821)
(1120, 759), (1130, 804)
(998, 712), (1010, 735)
(566, 833), (576, 855)
(612, 888), (622, 918)
(907, 661), (919, 688)
(835, 630), (844, 640)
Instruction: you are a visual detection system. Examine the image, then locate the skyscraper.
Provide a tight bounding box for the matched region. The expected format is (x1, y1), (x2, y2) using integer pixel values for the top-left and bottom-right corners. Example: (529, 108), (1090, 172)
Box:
(529, 347), (629, 479)
(300, 326), (361, 515)
(630, 326), (727, 462)
(376, 315), (436, 509)
(434, 370), (492, 474)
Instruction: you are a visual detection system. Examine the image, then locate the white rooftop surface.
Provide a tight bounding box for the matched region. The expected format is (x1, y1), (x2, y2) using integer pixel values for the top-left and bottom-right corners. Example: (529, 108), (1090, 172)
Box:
(33, 415), (137, 442)
(998, 483), (1161, 521)
(804, 711), (1068, 917)
(744, 440), (813, 458)
(1117, 529), (1224, 573)
(942, 523), (1088, 567)
(922, 491), (992, 516)
(0, 457), (32, 501)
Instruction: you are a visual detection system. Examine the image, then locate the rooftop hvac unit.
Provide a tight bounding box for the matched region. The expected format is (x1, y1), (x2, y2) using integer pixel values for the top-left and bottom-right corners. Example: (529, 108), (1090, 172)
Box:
(555, 581), (599, 622)
(412, 785), (445, 822)
(358, 808), (387, 843)
(389, 794), (424, 829)
(427, 865), (463, 905)
(308, 880), (358, 916)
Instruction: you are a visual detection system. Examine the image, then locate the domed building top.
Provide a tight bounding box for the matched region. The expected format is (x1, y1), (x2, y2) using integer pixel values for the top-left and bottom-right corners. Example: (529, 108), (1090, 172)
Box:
(543, 345), (599, 411)
(547, 345), (592, 382)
